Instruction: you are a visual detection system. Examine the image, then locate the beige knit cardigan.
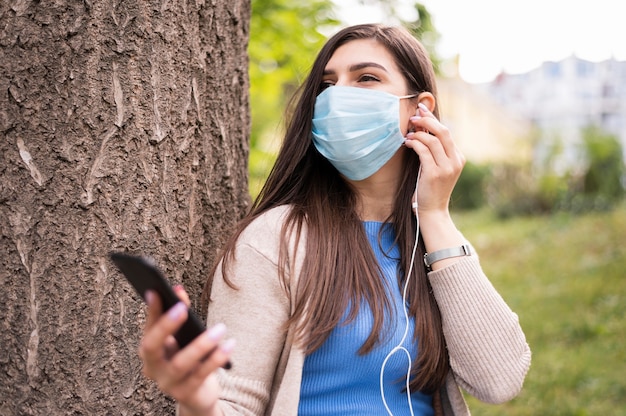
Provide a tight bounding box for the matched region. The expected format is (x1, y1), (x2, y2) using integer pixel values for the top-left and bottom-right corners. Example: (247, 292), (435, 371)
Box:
(202, 205), (531, 416)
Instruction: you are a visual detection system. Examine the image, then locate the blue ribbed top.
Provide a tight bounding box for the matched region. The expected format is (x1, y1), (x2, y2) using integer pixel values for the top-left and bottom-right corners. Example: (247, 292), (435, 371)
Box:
(298, 222), (433, 416)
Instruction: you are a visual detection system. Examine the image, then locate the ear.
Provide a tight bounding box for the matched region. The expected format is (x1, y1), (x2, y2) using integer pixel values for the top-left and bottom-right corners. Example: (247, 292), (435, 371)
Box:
(416, 92), (436, 113)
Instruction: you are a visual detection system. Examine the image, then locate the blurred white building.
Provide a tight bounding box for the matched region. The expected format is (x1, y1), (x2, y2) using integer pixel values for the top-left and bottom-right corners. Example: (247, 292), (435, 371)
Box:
(435, 57), (533, 165)
(481, 56), (626, 166)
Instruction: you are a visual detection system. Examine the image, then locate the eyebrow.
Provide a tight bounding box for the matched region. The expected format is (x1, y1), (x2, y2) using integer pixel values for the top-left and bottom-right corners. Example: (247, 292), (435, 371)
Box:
(323, 62), (389, 75)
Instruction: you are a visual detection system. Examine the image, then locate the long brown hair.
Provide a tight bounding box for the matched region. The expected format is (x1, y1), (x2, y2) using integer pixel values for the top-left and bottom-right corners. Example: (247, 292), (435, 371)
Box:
(208, 24), (448, 394)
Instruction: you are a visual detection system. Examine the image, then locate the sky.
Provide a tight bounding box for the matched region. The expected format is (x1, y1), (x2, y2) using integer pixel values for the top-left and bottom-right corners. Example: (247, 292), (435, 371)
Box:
(336, 0), (626, 83)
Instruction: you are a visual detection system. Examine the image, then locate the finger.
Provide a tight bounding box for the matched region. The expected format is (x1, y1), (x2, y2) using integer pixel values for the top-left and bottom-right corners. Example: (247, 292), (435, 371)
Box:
(164, 335), (180, 359)
(145, 289), (164, 329)
(173, 285), (191, 307)
(161, 324), (234, 389)
(182, 338), (236, 387)
(408, 114), (445, 145)
(412, 133), (465, 184)
(140, 302), (188, 369)
(406, 130), (448, 168)
(172, 323), (227, 366)
(415, 104), (457, 157)
(404, 137), (437, 171)
(417, 102), (438, 119)
(408, 123), (461, 174)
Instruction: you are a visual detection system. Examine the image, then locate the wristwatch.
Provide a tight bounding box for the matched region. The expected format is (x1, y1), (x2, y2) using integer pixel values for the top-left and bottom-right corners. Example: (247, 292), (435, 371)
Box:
(424, 244), (472, 270)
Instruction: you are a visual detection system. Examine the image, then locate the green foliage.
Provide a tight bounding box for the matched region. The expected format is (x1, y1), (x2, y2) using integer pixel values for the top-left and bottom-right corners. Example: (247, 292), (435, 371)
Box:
(450, 161), (489, 210)
(248, 0), (339, 197)
(486, 126), (625, 217)
(581, 125), (625, 202)
(484, 162), (546, 218)
(402, 3), (442, 74)
(453, 205), (626, 415)
(249, 0), (339, 148)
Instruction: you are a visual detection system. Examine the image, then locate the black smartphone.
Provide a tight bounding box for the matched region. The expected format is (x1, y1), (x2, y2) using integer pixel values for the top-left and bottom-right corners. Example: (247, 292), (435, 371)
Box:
(109, 252), (206, 348)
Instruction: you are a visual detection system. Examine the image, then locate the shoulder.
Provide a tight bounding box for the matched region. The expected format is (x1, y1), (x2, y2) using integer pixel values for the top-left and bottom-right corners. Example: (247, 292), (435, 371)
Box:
(236, 204), (305, 264)
(239, 205), (293, 250)
(219, 204), (306, 301)
(241, 205), (294, 238)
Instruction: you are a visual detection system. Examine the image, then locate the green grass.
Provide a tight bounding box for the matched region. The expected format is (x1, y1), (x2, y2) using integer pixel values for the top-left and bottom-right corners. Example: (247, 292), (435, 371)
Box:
(452, 204), (626, 415)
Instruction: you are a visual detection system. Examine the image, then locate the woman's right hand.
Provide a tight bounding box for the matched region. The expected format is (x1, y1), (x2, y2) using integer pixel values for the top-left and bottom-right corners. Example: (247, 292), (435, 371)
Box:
(139, 287), (235, 416)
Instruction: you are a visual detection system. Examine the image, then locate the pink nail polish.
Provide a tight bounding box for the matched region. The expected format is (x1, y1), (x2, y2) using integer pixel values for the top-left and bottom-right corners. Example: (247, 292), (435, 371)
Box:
(206, 323), (227, 341)
(220, 338), (236, 354)
(144, 290), (155, 305)
(418, 103), (429, 112)
(167, 302), (186, 320)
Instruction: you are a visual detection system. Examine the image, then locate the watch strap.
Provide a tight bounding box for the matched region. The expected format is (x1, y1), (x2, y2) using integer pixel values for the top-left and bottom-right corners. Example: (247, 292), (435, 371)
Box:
(424, 244), (472, 269)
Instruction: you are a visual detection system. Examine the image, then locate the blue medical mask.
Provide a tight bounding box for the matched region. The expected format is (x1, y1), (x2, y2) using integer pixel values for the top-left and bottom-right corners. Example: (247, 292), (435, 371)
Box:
(311, 86), (416, 181)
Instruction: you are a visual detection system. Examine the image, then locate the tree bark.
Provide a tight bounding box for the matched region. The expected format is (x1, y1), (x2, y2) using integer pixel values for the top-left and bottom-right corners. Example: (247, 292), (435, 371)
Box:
(0, 0), (250, 414)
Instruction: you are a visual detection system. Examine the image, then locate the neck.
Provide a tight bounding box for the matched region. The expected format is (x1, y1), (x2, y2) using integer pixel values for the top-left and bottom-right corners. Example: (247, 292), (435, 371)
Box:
(350, 151), (403, 222)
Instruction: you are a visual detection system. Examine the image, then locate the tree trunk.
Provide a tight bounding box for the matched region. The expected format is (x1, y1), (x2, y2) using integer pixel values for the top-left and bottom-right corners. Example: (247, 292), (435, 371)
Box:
(0, 0), (250, 414)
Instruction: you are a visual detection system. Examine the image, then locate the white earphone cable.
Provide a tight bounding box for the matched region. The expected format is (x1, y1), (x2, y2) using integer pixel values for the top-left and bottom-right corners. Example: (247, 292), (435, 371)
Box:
(380, 166), (421, 416)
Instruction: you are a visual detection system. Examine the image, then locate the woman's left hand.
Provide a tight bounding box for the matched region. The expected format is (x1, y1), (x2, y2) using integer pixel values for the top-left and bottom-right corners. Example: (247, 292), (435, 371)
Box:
(403, 103), (465, 215)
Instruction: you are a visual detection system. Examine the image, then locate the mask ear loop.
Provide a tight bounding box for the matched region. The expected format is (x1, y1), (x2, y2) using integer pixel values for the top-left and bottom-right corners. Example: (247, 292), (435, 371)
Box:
(379, 165), (422, 416)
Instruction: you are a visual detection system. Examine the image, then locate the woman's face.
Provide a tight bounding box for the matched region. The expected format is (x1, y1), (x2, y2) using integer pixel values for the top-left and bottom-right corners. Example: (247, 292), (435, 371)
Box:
(321, 38), (418, 135)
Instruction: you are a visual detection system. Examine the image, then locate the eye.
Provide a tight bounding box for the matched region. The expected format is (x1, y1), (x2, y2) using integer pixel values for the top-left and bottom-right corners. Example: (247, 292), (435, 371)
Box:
(358, 74), (381, 83)
(320, 80), (334, 91)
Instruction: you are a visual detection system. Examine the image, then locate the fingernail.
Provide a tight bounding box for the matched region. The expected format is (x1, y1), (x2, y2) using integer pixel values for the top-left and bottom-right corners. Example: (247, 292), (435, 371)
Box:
(145, 290), (155, 306)
(220, 338), (236, 354)
(206, 323), (227, 342)
(410, 115), (421, 121)
(167, 302), (186, 320)
(418, 103), (429, 112)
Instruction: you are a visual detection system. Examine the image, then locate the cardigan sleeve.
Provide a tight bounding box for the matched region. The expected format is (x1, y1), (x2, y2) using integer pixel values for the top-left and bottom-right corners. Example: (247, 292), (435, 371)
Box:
(206, 207), (298, 415)
(428, 255), (531, 404)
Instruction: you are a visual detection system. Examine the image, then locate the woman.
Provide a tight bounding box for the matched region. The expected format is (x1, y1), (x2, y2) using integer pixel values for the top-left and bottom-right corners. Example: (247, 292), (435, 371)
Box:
(139, 24), (531, 415)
